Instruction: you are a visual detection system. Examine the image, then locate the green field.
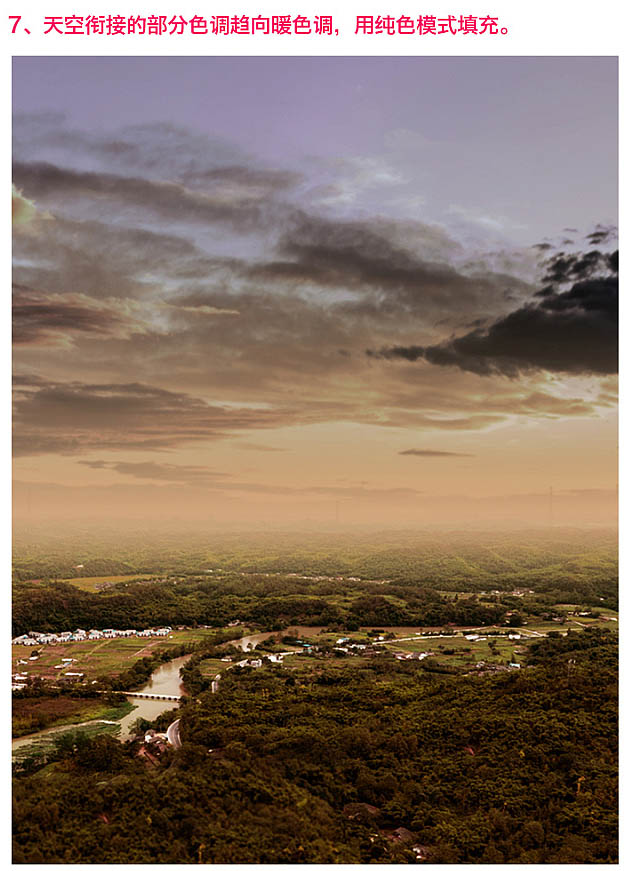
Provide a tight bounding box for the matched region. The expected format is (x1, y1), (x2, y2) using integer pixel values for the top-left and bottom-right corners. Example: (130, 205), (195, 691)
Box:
(54, 574), (156, 592)
(198, 658), (234, 678)
(12, 628), (225, 681)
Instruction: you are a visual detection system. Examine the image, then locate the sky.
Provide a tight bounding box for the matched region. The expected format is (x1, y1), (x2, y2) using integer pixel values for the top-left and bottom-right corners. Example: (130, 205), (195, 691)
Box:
(12, 56), (618, 528)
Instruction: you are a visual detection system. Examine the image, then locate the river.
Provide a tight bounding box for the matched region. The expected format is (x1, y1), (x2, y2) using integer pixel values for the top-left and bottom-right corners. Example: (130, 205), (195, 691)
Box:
(13, 625), (434, 755)
(116, 654), (192, 739)
(13, 654), (193, 754)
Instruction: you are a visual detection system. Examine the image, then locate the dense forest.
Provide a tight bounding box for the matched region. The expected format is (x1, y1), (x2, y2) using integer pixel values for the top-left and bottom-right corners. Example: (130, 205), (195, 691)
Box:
(13, 629), (617, 863)
(12, 572), (615, 637)
(12, 575), (517, 635)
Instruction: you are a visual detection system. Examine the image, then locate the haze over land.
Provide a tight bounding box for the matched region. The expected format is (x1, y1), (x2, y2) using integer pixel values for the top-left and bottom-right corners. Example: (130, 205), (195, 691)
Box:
(12, 57), (617, 532)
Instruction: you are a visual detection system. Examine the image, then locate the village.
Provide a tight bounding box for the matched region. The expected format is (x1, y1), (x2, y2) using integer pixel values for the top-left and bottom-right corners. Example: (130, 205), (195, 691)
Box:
(11, 622), (529, 692)
(11, 625), (176, 690)
(12, 625), (175, 646)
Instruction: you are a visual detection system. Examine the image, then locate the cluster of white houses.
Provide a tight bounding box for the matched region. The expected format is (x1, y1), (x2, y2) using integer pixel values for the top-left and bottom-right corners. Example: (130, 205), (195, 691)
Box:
(12, 626), (174, 645)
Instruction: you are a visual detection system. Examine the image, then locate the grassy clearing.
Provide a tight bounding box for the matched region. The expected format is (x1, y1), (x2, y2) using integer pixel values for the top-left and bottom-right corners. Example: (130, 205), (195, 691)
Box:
(12, 698), (134, 738)
(198, 658), (234, 678)
(54, 574), (155, 592)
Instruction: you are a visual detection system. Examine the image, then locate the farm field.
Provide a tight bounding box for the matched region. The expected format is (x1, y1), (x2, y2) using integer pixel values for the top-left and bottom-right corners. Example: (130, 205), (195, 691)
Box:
(12, 628), (226, 682)
(386, 634), (515, 667)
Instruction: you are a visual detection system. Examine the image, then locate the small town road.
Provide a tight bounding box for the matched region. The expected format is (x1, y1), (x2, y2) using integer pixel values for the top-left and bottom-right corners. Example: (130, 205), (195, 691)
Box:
(167, 718), (181, 749)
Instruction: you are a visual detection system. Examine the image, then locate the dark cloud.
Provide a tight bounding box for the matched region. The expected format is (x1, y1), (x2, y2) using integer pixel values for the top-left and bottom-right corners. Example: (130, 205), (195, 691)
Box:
(13, 214), (244, 308)
(606, 249), (618, 274)
(12, 161), (271, 233)
(14, 114), (255, 186)
(12, 373), (49, 388)
(255, 212), (525, 318)
(368, 242), (618, 377)
(12, 377), (299, 457)
(586, 225), (617, 246)
(13, 284), (137, 345)
(12, 119), (299, 239)
(399, 449), (474, 457)
(14, 154), (521, 338)
(182, 165), (301, 196)
(368, 345), (424, 362)
(12, 283), (236, 348)
(13, 115), (531, 340)
(539, 249), (616, 286)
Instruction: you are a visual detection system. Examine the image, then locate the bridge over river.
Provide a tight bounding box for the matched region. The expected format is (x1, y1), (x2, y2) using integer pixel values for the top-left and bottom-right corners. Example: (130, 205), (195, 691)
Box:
(123, 691), (181, 702)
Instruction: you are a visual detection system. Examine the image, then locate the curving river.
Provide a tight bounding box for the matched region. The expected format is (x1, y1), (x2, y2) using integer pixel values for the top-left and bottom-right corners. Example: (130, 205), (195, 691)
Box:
(13, 625), (429, 755)
(116, 654), (192, 739)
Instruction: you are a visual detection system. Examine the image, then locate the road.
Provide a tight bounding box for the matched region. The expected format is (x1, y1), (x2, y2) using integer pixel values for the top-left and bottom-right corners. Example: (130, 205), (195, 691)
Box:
(166, 718), (182, 749)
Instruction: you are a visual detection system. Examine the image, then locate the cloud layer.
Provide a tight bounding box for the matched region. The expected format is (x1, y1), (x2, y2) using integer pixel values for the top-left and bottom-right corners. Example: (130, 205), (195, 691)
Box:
(12, 112), (617, 466)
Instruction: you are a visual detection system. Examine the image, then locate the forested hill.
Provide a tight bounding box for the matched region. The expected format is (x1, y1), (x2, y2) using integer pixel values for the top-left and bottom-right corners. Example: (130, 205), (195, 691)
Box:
(12, 562), (617, 636)
(12, 575), (509, 635)
(13, 629), (617, 863)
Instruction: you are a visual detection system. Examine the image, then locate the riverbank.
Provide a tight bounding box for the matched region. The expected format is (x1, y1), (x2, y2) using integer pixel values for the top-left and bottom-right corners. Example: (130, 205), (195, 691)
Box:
(12, 696), (134, 739)
(12, 712), (131, 766)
